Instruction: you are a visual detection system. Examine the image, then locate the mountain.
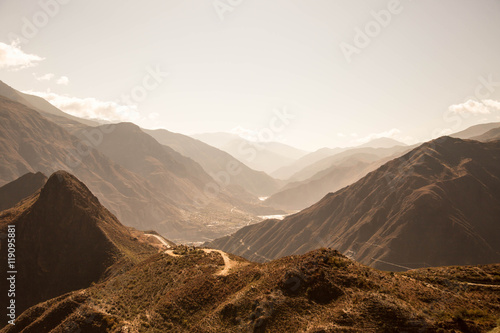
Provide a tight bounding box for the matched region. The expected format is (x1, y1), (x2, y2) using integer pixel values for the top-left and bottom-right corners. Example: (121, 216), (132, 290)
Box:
(144, 128), (282, 196)
(0, 80), (99, 127)
(287, 145), (413, 183)
(271, 138), (406, 180)
(271, 147), (346, 180)
(0, 172), (47, 211)
(79, 122), (214, 205)
(192, 132), (308, 174)
(265, 153), (395, 211)
(357, 137), (406, 148)
(209, 137), (500, 270)
(451, 121), (500, 139)
(4, 247), (500, 331)
(0, 96), (283, 242)
(0, 171), (157, 320)
(0, 95), (200, 239)
(471, 126), (500, 142)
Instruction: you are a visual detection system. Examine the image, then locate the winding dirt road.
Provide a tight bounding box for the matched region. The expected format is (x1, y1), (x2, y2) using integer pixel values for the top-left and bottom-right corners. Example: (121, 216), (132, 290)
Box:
(202, 249), (236, 276)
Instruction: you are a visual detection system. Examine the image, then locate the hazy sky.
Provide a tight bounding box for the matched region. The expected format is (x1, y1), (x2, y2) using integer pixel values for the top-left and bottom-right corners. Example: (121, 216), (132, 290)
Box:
(1, 0), (500, 150)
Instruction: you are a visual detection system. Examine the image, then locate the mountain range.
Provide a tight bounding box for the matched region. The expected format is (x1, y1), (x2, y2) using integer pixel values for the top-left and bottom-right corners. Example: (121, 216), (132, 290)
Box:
(209, 137), (500, 271)
(192, 132), (309, 174)
(0, 84), (284, 243)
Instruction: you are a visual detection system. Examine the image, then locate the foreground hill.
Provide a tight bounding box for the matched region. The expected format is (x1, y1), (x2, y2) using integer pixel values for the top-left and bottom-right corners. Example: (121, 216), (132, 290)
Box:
(0, 171), (156, 322)
(145, 128), (282, 196)
(3, 248), (499, 332)
(209, 137), (500, 270)
(0, 172), (47, 211)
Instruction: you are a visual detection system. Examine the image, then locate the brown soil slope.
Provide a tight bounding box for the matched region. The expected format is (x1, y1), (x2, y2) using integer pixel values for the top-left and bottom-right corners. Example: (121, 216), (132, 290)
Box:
(0, 171), (156, 321)
(209, 137), (500, 270)
(3, 248), (499, 332)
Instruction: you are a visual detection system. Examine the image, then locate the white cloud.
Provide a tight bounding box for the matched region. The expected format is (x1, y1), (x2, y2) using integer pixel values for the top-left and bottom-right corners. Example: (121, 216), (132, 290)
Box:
(23, 90), (140, 122)
(0, 40), (44, 70)
(337, 132), (345, 137)
(33, 73), (54, 81)
(56, 76), (69, 85)
(355, 128), (401, 144)
(483, 99), (500, 110)
(449, 99), (491, 115)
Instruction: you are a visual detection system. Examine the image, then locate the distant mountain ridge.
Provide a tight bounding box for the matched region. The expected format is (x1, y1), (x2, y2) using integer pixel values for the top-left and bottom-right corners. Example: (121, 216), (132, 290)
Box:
(0, 80), (99, 127)
(144, 128), (282, 196)
(192, 132), (308, 174)
(0, 172), (47, 211)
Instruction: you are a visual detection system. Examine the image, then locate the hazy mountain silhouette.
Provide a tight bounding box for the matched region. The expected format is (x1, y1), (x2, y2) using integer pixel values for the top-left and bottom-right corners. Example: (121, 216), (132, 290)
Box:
(357, 137), (406, 148)
(451, 121), (500, 139)
(209, 137), (500, 270)
(0, 172), (47, 211)
(192, 132), (308, 174)
(271, 138), (406, 180)
(286, 145), (413, 183)
(265, 153), (396, 211)
(0, 80), (99, 127)
(471, 126), (500, 142)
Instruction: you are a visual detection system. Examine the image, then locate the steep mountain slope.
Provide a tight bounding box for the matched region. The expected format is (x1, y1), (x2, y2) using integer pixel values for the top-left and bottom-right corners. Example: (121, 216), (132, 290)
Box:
(82, 122), (213, 205)
(4, 248), (500, 332)
(0, 96), (282, 241)
(0, 80), (99, 126)
(145, 128), (282, 196)
(193, 132), (308, 174)
(0, 172), (47, 211)
(0, 95), (191, 237)
(451, 121), (500, 139)
(288, 145), (413, 183)
(0, 171), (157, 320)
(265, 154), (395, 211)
(209, 137), (500, 270)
